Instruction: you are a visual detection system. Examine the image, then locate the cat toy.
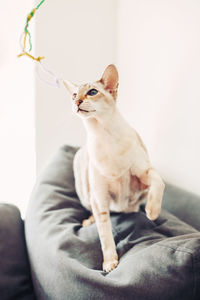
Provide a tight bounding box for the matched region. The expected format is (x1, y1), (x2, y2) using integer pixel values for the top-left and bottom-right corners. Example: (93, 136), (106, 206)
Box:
(18, 0), (60, 87)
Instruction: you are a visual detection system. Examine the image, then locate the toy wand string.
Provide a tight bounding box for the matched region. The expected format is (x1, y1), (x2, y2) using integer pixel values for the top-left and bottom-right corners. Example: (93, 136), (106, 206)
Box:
(18, 0), (60, 88)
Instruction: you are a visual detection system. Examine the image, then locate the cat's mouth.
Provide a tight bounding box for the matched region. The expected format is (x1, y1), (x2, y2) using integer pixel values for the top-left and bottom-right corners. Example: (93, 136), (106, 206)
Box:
(78, 108), (89, 113)
(77, 108), (96, 113)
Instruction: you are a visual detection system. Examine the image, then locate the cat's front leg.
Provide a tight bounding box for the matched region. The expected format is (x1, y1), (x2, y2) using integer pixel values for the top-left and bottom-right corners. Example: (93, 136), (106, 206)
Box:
(90, 197), (118, 272)
(140, 168), (165, 220)
(89, 163), (118, 272)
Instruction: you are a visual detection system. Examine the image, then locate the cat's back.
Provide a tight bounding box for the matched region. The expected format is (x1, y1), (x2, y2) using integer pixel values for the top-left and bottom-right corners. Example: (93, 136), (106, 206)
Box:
(73, 146), (88, 174)
(73, 146), (92, 210)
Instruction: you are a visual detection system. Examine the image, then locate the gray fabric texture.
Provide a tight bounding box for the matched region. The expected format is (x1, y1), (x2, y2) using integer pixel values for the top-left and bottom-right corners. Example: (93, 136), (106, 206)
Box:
(162, 183), (200, 231)
(25, 145), (200, 300)
(0, 204), (36, 300)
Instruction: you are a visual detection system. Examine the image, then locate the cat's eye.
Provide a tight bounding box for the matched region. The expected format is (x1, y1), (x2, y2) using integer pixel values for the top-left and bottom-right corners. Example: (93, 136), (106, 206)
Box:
(87, 89), (98, 96)
(72, 93), (77, 100)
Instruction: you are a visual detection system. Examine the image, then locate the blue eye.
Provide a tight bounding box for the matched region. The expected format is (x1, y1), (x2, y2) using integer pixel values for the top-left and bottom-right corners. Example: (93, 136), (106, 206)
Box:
(87, 89), (98, 96)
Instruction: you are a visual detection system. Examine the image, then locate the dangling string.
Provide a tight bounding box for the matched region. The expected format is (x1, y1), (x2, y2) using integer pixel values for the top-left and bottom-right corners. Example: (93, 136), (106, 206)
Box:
(18, 0), (60, 88)
(36, 61), (60, 88)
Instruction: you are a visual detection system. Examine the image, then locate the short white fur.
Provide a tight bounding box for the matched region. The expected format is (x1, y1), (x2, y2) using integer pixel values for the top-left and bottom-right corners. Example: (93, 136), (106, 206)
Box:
(63, 64), (165, 273)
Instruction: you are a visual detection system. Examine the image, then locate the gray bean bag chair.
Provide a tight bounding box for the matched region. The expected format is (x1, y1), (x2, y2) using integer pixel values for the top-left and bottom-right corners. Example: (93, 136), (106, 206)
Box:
(0, 204), (35, 300)
(25, 145), (200, 300)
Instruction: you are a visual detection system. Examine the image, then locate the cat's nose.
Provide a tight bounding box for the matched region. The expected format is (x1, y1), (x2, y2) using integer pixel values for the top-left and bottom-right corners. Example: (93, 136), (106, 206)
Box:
(76, 99), (83, 106)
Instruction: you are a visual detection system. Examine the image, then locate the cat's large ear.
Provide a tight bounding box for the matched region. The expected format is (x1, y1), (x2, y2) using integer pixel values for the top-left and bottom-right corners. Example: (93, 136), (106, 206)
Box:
(63, 80), (77, 95)
(100, 64), (119, 92)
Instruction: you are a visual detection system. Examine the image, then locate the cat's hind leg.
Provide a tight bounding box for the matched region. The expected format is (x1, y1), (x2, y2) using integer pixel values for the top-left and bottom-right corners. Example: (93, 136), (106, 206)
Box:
(82, 214), (95, 227)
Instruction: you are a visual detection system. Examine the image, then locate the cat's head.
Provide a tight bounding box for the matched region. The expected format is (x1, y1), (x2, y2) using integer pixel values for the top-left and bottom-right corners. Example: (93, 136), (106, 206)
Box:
(63, 64), (119, 119)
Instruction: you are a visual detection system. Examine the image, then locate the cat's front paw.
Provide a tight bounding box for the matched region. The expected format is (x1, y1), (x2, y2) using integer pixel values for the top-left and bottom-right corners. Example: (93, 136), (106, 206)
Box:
(145, 192), (161, 221)
(103, 254), (118, 273)
(145, 204), (161, 220)
(145, 185), (163, 221)
(82, 215), (95, 227)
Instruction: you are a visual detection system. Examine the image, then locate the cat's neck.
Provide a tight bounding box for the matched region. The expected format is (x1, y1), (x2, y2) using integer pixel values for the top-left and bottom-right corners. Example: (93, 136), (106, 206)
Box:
(83, 107), (131, 138)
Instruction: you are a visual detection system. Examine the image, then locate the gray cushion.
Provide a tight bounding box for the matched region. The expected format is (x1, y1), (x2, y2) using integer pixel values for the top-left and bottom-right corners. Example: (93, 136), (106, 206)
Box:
(25, 145), (200, 300)
(163, 183), (200, 231)
(0, 204), (35, 300)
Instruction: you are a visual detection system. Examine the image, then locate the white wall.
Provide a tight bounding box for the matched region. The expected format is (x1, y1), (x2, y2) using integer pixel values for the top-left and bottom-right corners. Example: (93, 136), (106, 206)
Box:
(117, 0), (200, 195)
(0, 1), (35, 216)
(35, 0), (118, 172)
(35, 0), (200, 196)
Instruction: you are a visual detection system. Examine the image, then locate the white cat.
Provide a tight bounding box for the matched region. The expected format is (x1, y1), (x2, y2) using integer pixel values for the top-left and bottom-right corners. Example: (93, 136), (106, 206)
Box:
(63, 64), (165, 273)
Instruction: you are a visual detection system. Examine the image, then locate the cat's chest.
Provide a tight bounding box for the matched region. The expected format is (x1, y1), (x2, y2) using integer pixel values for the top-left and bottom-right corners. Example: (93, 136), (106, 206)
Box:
(107, 171), (148, 213)
(88, 133), (134, 178)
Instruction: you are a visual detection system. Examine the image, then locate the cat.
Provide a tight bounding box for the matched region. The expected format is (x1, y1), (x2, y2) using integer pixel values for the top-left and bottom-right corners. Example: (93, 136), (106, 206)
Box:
(63, 64), (165, 273)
